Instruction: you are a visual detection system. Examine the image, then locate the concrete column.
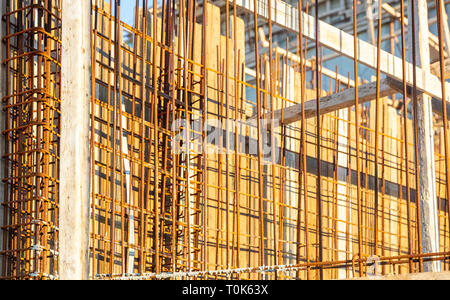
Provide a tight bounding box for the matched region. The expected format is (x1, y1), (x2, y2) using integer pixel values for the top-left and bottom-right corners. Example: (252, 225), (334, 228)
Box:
(365, 0), (376, 46)
(59, 0), (91, 280)
(0, 0), (6, 275)
(337, 109), (351, 279)
(408, 0), (441, 273)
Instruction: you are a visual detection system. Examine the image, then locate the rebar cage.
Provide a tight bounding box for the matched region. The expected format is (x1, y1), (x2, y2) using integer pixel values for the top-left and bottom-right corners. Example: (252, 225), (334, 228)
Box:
(2, 0), (450, 280)
(1, 0), (61, 280)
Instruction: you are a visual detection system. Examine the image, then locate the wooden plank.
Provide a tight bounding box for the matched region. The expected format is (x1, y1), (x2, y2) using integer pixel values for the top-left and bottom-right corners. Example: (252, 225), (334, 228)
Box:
(255, 75), (450, 128)
(231, 0), (450, 102)
(430, 58), (450, 79)
(257, 78), (399, 127)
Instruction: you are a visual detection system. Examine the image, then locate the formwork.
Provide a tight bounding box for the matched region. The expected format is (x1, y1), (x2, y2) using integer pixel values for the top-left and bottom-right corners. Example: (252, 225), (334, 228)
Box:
(1, 0), (450, 280)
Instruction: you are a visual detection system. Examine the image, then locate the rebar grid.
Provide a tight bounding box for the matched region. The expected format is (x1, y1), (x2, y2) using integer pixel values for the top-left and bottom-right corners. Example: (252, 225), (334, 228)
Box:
(87, 0), (450, 280)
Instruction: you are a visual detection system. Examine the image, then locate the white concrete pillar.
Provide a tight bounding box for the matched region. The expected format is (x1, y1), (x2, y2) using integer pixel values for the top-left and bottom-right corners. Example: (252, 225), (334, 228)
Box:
(365, 0), (376, 45)
(336, 109), (351, 279)
(0, 0), (6, 275)
(59, 0), (92, 280)
(408, 0), (441, 273)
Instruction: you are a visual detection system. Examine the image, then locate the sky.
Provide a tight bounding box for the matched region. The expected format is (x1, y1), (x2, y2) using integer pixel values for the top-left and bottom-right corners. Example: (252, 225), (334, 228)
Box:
(119, 0), (163, 25)
(120, 0), (137, 25)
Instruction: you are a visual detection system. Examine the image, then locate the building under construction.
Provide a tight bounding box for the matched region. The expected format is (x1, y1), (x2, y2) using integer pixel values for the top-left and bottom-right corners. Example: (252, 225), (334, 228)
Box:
(2, 0), (450, 280)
